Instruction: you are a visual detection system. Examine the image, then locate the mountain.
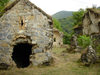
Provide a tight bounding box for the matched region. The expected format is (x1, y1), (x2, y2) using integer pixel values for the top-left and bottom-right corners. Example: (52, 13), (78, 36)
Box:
(52, 11), (73, 19)
(98, 6), (100, 9)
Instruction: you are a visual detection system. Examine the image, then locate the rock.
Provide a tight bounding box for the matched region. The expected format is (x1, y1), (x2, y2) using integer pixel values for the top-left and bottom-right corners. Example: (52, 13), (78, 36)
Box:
(0, 63), (9, 70)
(81, 45), (97, 66)
(34, 48), (44, 53)
(68, 35), (78, 53)
(32, 53), (52, 66)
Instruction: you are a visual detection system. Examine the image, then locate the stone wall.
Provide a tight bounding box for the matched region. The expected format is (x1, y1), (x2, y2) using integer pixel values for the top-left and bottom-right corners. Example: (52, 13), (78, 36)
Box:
(0, 0), (53, 69)
(83, 9), (100, 50)
(83, 9), (100, 35)
(53, 29), (63, 47)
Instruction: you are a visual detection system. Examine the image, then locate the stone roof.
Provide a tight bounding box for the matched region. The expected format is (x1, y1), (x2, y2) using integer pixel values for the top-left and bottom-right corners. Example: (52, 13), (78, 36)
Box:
(0, 0), (52, 20)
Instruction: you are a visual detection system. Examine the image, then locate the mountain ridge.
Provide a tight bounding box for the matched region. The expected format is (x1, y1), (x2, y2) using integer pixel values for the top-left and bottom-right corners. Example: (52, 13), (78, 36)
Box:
(52, 10), (73, 19)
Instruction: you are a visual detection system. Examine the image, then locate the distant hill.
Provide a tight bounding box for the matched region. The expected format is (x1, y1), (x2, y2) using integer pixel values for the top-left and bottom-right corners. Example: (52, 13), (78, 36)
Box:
(98, 7), (100, 9)
(52, 11), (73, 19)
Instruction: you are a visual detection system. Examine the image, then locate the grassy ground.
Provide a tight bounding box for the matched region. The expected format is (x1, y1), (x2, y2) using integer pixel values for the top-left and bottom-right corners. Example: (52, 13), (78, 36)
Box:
(0, 47), (100, 75)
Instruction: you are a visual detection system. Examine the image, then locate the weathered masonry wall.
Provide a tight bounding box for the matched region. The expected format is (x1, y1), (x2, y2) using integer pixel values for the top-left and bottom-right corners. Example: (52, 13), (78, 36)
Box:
(0, 0), (53, 69)
(83, 9), (100, 35)
(53, 29), (63, 47)
(83, 9), (100, 49)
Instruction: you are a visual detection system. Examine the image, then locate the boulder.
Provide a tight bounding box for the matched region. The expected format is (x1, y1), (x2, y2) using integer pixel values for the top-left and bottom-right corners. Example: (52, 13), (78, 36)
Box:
(81, 45), (97, 66)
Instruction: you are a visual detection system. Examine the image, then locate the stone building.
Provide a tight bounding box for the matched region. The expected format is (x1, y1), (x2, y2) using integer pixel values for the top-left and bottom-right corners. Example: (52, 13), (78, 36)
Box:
(53, 28), (63, 47)
(0, 0), (53, 69)
(83, 8), (100, 48)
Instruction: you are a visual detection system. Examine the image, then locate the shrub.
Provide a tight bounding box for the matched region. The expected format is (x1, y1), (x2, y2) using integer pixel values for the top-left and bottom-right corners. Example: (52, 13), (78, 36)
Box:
(77, 35), (91, 48)
(96, 44), (100, 53)
(63, 32), (73, 44)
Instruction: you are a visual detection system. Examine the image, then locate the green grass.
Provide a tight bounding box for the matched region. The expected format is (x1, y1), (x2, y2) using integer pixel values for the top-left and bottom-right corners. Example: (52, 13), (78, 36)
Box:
(0, 47), (100, 75)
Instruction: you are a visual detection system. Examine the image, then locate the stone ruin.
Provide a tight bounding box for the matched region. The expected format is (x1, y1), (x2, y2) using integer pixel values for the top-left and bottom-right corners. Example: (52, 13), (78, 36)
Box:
(81, 8), (100, 65)
(0, 0), (53, 69)
(53, 28), (63, 47)
(81, 46), (97, 66)
(68, 35), (81, 53)
(73, 25), (83, 36)
(83, 8), (100, 35)
(83, 8), (100, 48)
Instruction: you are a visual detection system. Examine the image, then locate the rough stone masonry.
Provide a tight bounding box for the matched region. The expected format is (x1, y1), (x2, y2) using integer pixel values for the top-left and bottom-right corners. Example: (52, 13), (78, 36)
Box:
(0, 0), (53, 69)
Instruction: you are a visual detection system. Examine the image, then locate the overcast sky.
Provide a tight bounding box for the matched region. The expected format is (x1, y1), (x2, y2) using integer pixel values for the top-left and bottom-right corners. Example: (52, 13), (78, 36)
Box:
(29, 0), (100, 15)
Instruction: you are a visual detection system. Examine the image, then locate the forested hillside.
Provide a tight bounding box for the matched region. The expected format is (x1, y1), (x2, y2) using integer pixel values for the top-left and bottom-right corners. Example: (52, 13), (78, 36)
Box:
(52, 11), (73, 19)
(53, 9), (85, 44)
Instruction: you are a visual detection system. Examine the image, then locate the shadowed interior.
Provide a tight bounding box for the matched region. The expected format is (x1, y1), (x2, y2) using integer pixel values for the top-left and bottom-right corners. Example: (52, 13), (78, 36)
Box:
(12, 43), (32, 68)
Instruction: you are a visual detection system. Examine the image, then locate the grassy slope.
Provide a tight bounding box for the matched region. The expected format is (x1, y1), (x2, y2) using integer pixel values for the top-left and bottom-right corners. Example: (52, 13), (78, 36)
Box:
(0, 47), (100, 75)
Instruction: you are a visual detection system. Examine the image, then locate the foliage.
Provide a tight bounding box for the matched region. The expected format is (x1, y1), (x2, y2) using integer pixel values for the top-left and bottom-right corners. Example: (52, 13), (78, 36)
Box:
(77, 35), (91, 48)
(72, 9), (85, 26)
(53, 18), (63, 32)
(95, 44), (100, 56)
(59, 16), (75, 33)
(53, 17), (73, 44)
(96, 44), (100, 50)
(52, 9), (86, 45)
(63, 32), (73, 44)
(0, 0), (10, 16)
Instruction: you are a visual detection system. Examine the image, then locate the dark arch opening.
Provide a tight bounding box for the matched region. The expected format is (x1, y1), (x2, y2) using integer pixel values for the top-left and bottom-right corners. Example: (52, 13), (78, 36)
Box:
(12, 43), (32, 68)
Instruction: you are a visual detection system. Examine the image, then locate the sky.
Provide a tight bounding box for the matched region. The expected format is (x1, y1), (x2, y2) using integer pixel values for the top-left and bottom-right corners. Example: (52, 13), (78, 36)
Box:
(29, 0), (100, 15)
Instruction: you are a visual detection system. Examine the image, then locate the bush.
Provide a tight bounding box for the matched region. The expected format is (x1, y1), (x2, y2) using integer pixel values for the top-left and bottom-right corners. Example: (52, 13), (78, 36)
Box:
(63, 32), (73, 44)
(77, 35), (91, 48)
(96, 44), (100, 54)
(53, 18), (62, 32)
(72, 9), (85, 26)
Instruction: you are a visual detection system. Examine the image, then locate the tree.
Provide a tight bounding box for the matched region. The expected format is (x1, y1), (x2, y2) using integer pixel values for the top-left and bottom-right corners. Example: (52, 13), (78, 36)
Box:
(59, 16), (75, 33)
(0, 0), (10, 16)
(53, 18), (62, 32)
(72, 9), (85, 26)
(63, 32), (73, 44)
